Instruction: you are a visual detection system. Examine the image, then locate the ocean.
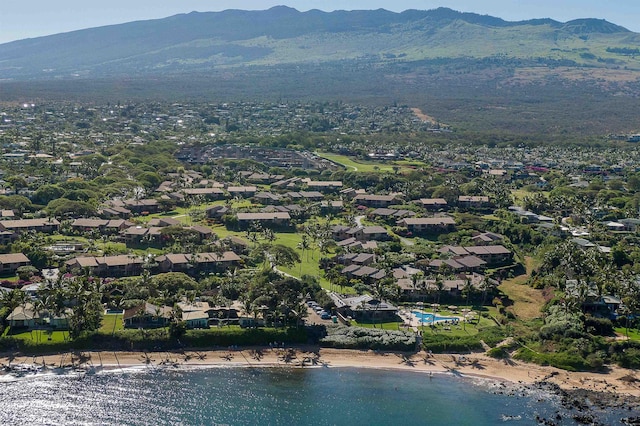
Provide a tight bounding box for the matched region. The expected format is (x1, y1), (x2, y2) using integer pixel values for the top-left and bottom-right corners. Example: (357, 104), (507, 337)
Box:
(0, 366), (631, 425)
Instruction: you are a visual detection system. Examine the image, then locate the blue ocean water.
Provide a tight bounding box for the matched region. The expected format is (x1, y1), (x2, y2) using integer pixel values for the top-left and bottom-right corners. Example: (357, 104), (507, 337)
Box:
(0, 366), (628, 425)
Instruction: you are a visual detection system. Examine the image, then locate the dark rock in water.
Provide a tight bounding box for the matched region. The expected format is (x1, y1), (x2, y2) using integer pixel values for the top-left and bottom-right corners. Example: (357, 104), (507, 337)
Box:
(622, 417), (640, 425)
(572, 414), (595, 424)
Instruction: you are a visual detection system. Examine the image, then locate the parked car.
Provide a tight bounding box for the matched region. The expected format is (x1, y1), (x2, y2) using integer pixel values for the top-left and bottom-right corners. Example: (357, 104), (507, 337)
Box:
(320, 312), (331, 320)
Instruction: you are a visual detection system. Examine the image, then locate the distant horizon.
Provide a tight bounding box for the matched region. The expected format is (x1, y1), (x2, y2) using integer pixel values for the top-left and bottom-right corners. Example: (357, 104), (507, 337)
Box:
(1, 1), (638, 44)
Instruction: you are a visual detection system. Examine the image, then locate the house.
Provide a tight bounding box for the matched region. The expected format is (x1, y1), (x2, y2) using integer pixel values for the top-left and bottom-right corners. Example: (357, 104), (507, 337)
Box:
(205, 304), (240, 325)
(122, 226), (151, 246)
(6, 302), (69, 329)
(571, 237), (597, 250)
(429, 256), (487, 272)
(303, 180), (343, 192)
(147, 217), (181, 227)
(245, 173), (285, 184)
(0, 230), (17, 245)
(111, 199), (161, 215)
(223, 236), (250, 254)
(0, 253), (30, 275)
(6, 304), (39, 329)
(123, 302), (172, 328)
(71, 218), (132, 233)
(417, 198), (448, 211)
(0, 209), (16, 220)
(439, 245), (511, 265)
(65, 255), (144, 277)
(205, 205), (230, 219)
(348, 226), (390, 242)
(353, 194), (399, 208)
(335, 237), (378, 252)
(329, 293), (398, 322)
(369, 208), (416, 221)
(619, 218), (640, 232)
(320, 200), (344, 213)
(155, 251), (241, 274)
(458, 195), (491, 209)
(236, 212), (291, 228)
(337, 252), (375, 266)
(331, 225), (352, 241)
(298, 191), (324, 201)
(227, 186), (257, 197)
(397, 217), (455, 234)
(100, 206), (132, 219)
(189, 225), (215, 241)
(253, 192), (283, 205)
(182, 187), (224, 200)
(464, 245), (512, 264)
(341, 265), (386, 281)
(177, 301), (210, 329)
(471, 232), (504, 245)
(0, 218), (60, 234)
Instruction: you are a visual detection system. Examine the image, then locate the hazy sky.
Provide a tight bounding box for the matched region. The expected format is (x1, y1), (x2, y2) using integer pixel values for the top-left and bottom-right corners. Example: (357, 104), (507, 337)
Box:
(1, 1), (638, 44)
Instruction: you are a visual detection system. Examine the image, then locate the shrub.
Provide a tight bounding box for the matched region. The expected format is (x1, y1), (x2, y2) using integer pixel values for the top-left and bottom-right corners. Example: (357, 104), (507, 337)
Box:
(476, 327), (507, 347)
(610, 341), (640, 369)
(421, 334), (484, 353)
(486, 346), (509, 359)
(514, 347), (589, 371)
(584, 316), (614, 336)
(320, 326), (416, 351)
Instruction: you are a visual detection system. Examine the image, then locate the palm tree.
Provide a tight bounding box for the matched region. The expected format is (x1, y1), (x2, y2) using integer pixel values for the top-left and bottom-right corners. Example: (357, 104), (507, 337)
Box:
(31, 299), (46, 343)
(297, 234), (310, 268)
(411, 271), (424, 301)
(463, 279), (474, 311)
(434, 275), (445, 304)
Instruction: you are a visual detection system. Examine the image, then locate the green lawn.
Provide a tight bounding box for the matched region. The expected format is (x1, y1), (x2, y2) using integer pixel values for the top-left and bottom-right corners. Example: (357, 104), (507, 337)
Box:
(615, 327), (640, 341)
(99, 314), (124, 334)
(351, 320), (406, 330)
(8, 329), (70, 344)
(316, 152), (414, 174)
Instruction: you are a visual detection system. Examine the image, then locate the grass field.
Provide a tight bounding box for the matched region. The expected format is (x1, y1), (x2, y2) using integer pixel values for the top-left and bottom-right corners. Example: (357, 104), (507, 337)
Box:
(498, 257), (545, 320)
(316, 152), (415, 174)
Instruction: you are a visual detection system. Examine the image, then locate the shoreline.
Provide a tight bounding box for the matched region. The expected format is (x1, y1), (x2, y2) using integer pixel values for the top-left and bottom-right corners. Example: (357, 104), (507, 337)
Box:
(2, 347), (639, 399)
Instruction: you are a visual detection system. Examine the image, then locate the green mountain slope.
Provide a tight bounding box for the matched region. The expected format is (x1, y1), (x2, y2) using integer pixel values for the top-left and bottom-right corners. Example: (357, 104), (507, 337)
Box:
(0, 7), (638, 81)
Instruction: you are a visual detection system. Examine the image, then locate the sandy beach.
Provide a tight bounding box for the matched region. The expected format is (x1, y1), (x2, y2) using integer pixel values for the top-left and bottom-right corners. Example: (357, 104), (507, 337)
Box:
(3, 347), (639, 400)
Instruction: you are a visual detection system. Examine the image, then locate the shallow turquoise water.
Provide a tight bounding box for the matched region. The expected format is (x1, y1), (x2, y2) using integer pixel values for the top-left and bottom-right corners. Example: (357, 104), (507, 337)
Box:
(0, 367), (627, 425)
(411, 310), (458, 323)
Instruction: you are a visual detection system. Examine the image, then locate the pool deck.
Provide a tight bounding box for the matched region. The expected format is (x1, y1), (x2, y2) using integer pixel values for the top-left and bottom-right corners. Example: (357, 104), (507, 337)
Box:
(398, 309), (466, 332)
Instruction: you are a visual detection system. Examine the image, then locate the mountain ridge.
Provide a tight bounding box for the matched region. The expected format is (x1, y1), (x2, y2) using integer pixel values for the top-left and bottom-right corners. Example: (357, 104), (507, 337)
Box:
(0, 6), (637, 81)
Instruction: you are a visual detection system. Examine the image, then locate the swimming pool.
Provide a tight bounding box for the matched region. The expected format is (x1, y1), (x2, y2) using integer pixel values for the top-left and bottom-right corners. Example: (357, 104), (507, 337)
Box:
(411, 311), (459, 324)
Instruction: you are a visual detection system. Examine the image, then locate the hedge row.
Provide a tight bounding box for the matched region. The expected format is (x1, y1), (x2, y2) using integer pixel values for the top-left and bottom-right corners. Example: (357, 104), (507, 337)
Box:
(320, 326), (416, 351)
(0, 327), (309, 354)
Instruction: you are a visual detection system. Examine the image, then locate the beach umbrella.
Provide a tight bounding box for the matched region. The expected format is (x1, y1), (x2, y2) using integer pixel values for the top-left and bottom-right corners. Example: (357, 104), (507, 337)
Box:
(447, 305), (457, 310)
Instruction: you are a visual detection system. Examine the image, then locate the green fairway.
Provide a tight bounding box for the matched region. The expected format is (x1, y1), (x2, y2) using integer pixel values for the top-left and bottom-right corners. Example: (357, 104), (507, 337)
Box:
(316, 152), (415, 174)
